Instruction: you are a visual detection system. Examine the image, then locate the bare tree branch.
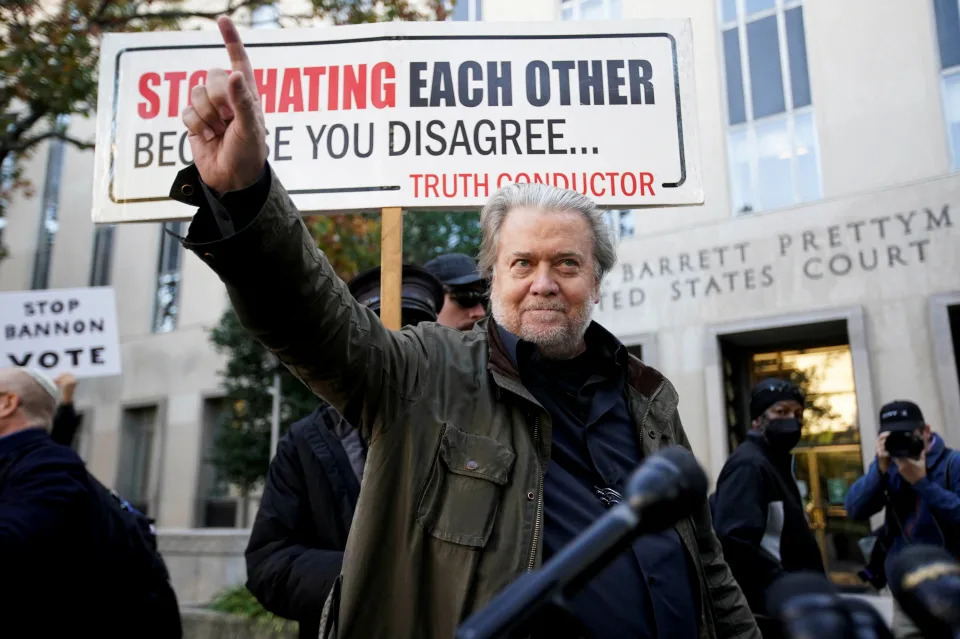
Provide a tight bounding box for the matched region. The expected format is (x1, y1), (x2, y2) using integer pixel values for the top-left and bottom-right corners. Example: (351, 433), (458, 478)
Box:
(276, 10), (324, 25)
(0, 107), (48, 166)
(8, 130), (95, 153)
(90, 0), (116, 24)
(91, 0), (264, 27)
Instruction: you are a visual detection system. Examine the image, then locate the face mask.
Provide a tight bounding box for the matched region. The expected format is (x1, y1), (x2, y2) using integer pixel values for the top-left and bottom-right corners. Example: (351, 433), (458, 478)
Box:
(764, 417), (802, 452)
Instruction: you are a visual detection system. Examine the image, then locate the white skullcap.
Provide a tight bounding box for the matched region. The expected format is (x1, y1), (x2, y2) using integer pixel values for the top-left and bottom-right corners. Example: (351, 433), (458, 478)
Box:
(19, 368), (61, 402)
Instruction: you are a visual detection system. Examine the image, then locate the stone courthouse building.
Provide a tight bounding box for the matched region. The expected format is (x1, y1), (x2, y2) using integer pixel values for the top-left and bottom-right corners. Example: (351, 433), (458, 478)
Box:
(1, 0), (959, 592)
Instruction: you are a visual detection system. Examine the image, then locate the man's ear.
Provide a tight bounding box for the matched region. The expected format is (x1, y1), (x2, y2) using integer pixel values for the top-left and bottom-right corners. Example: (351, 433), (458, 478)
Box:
(0, 392), (20, 419)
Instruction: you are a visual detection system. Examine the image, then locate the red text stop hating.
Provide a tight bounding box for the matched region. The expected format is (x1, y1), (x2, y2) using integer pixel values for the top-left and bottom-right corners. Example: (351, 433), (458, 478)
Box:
(136, 59), (656, 118)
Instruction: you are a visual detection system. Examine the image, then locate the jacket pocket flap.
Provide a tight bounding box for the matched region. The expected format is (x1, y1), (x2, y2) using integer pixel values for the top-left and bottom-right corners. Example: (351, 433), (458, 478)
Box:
(439, 425), (516, 486)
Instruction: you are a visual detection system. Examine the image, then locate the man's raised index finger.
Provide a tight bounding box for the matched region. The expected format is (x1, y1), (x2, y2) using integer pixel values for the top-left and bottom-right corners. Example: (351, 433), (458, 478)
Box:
(218, 16), (257, 92)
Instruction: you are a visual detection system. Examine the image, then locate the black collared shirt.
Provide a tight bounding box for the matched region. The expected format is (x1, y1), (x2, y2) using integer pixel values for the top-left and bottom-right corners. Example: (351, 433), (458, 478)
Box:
(499, 324), (698, 639)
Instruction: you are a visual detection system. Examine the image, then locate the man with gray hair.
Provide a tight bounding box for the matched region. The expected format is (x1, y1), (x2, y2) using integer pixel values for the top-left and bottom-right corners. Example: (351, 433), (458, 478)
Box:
(0, 367), (60, 431)
(170, 17), (757, 639)
(1, 367), (183, 636)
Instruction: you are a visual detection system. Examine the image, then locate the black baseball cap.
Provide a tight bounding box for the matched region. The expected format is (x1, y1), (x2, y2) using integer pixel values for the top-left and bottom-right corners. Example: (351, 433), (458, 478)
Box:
(879, 400), (926, 432)
(348, 265), (444, 326)
(424, 253), (483, 287)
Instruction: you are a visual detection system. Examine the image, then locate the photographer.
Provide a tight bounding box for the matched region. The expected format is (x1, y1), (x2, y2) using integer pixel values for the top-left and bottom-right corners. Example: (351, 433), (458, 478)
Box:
(845, 400), (960, 638)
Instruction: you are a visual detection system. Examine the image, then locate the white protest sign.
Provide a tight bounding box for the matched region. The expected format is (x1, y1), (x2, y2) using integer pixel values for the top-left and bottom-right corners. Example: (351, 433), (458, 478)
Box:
(0, 287), (122, 378)
(93, 19), (702, 222)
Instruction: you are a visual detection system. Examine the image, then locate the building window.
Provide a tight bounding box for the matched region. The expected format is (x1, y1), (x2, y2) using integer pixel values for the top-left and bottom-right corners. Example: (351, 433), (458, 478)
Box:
(560, 0), (621, 20)
(451, 0), (482, 21)
(116, 405), (158, 516)
(603, 210), (635, 242)
(0, 148), (13, 194)
(153, 222), (184, 333)
(30, 115), (69, 290)
(720, 0), (821, 214)
(89, 225), (115, 287)
(0, 152), (13, 251)
(935, 0), (960, 168)
(561, 0), (633, 238)
(197, 398), (239, 527)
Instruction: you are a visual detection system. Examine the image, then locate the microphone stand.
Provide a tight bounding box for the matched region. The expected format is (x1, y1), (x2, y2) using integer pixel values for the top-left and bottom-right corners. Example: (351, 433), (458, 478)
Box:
(455, 502), (640, 639)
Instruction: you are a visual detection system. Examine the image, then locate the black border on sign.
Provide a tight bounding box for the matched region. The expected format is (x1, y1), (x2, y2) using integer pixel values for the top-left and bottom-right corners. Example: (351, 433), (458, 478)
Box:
(109, 32), (685, 204)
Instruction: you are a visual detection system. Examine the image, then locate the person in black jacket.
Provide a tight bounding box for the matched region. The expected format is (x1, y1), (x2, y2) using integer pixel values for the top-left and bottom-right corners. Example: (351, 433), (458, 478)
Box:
(712, 378), (825, 636)
(245, 264), (448, 639)
(1, 367), (182, 637)
(51, 372), (82, 448)
(0, 368), (117, 634)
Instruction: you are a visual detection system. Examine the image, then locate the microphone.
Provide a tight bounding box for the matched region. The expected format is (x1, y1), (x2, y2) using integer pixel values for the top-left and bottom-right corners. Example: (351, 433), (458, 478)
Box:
(625, 444), (709, 532)
(842, 598), (895, 639)
(767, 572), (853, 639)
(767, 572), (893, 639)
(888, 545), (960, 639)
(455, 445), (707, 639)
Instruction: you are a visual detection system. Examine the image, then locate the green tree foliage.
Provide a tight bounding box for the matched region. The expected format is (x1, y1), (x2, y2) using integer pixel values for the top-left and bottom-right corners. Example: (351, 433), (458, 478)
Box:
(208, 308), (318, 520)
(305, 212), (383, 277)
(209, 583), (297, 633)
(302, 208), (482, 276)
(403, 210), (481, 265)
(0, 0), (449, 259)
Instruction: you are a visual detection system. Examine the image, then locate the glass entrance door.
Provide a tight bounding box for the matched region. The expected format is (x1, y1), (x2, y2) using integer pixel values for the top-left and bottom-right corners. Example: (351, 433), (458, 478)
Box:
(793, 445), (870, 586)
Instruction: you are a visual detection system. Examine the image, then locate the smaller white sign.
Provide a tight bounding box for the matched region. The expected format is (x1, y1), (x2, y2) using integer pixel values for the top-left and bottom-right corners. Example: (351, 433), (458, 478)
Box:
(0, 287), (121, 379)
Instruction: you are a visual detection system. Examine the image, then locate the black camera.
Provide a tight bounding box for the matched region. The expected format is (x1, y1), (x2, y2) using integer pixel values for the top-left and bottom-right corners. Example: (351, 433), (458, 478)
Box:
(885, 430), (924, 459)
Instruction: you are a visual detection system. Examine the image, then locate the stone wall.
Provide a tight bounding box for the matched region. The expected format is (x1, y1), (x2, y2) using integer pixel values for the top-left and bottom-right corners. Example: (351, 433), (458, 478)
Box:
(160, 529), (251, 606)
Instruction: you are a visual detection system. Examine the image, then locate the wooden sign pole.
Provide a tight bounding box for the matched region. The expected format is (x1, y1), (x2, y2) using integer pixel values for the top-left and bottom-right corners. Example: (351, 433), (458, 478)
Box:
(380, 207), (403, 330)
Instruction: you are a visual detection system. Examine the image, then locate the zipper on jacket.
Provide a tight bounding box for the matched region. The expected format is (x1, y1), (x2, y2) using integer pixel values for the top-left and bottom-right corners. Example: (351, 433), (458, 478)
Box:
(527, 416), (543, 572)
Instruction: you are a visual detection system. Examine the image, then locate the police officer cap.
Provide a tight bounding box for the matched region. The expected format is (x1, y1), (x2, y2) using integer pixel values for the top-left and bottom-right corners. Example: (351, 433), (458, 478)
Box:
(348, 264), (445, 326)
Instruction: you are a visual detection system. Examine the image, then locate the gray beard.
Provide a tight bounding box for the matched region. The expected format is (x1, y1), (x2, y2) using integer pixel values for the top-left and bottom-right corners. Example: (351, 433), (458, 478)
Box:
(490, 295), (594, 360)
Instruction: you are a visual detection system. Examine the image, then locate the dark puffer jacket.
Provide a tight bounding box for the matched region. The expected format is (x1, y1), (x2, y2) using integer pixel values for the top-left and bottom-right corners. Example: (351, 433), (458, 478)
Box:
(1, 428), (121, 635)
(246, 404), (364, 639)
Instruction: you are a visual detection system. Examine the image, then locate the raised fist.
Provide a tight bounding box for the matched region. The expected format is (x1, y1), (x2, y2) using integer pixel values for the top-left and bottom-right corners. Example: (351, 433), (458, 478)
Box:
(54, 372), (77, 404)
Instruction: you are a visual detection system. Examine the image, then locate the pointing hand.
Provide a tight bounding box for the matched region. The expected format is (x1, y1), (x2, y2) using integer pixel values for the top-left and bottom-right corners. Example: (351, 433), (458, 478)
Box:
(181, 17), (266, 193)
